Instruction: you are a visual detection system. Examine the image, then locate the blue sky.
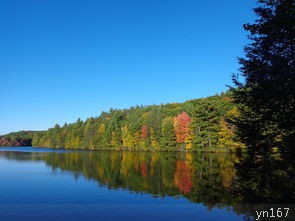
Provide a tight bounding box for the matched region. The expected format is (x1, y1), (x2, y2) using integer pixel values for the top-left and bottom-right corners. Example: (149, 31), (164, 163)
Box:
(0, 0), (256, 135)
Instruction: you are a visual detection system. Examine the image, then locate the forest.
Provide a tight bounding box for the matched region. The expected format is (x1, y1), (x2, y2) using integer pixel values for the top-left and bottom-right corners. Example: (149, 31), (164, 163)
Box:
(0, 131), (34, 147)
(31, 91), (243, 152)
(2, 149), (293, 207)
(1, 0), (293, 155)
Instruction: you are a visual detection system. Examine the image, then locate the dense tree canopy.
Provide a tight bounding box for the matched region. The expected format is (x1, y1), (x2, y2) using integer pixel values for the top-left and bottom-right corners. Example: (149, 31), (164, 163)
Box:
(0, 131), (35, 147)
(232, 0), (295, 153)
(31, 92), (242, 151)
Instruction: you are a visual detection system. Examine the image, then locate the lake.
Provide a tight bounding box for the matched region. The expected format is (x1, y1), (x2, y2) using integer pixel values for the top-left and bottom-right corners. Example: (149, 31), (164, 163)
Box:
(0, 147), (294, 221)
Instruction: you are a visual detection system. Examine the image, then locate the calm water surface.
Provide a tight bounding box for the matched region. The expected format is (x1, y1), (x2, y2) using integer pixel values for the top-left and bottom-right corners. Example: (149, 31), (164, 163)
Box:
(0, 147), (294, 221)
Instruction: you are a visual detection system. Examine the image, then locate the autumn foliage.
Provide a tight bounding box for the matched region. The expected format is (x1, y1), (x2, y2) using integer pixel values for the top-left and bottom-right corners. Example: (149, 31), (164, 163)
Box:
(141, 125), (148, 139)
(173, 111), (191, 143)
(31, 92), (242, 151)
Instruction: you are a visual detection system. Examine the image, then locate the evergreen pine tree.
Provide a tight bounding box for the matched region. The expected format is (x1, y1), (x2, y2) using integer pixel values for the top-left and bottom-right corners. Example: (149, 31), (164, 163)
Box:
(232, 0), (295, 153)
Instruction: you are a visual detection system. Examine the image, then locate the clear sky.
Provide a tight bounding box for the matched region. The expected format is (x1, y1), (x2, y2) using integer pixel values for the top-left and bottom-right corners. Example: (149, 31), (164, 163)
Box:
(0, 0), (257, 135)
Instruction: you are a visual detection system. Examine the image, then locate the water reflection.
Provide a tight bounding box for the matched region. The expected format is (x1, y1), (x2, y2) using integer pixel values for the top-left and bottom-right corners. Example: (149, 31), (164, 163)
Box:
(0, 151), (239, 201)
(234, 152), (295, 204)
(0, 149), (294, 220)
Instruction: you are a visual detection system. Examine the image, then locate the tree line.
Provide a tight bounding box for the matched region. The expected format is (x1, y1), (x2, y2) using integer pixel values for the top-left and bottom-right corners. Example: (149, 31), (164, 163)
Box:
(0, 131), (34, 147)
(32, 92), (243, 151)
(3, 0), (293, 154)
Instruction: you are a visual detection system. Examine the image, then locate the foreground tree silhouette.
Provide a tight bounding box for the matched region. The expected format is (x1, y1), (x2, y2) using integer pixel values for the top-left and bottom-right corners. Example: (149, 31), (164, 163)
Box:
(232, 0), (295, 153)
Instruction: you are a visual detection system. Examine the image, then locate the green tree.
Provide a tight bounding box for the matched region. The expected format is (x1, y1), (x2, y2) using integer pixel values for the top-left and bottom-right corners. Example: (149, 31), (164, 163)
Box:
(160, 117), (176, 150)
(232, 0), (295, 153)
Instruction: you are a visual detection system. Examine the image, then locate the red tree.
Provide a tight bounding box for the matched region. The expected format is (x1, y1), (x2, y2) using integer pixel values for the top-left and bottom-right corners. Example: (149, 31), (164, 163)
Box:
(141, 125), (148, 139)
(173, 111), (191, 143)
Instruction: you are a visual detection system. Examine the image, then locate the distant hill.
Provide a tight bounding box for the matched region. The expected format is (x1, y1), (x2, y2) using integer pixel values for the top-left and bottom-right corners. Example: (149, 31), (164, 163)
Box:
(0, 131), (39, 147)
(31, 91), (244, 152)
(2, 92), (243, 151)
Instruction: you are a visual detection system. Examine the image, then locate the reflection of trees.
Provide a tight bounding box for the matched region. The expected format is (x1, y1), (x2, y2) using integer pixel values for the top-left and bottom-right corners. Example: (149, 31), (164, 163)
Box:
(234, 152), (295, 204)
(174, 160), (192, 194)
(0, 151), (240, 204)
(2, 150), (294, 219)
(187, 153), (241, 208)
(230, 152), (295, 221)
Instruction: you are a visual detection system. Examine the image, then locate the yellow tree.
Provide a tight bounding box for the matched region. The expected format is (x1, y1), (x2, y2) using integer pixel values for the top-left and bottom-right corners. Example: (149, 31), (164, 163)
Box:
(218, 108), (244, 151)
(121, 125), (134, 149)
(185, 129), (193, 151)
(133, 130), (141, 150)
(150, 128), (160, 151)
(111, 131), (121, 149)
(96, 123), (107, 148)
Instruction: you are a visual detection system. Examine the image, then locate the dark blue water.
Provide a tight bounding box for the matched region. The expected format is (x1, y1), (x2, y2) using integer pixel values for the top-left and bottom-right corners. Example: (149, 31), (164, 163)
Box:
(0, 147), (261, 220)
